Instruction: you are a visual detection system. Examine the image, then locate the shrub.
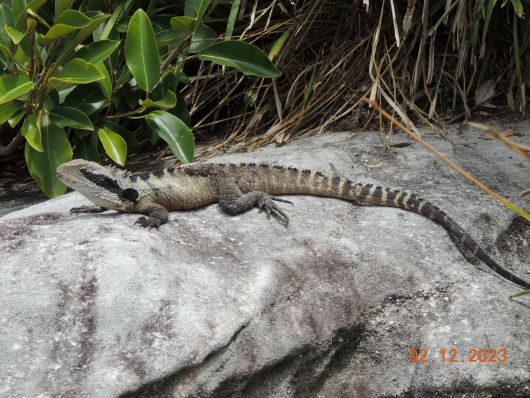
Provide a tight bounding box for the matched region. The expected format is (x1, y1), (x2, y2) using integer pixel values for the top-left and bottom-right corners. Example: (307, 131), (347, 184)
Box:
(0, 0), (280, 196)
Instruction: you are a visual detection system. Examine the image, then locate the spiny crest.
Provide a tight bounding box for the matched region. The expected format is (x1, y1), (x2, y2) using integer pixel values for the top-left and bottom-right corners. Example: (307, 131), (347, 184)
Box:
(152, 168), (165, 178)
(372, 186), (383, 198)
(330, 176), (341, 189)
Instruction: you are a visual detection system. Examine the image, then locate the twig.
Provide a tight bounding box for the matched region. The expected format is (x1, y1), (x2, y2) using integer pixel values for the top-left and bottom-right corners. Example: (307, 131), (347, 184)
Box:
(364, 98), (530, 222)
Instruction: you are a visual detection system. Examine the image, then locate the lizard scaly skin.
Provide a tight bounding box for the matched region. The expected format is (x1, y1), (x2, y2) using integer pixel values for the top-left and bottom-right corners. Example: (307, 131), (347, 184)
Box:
(56, 159), (530, 290)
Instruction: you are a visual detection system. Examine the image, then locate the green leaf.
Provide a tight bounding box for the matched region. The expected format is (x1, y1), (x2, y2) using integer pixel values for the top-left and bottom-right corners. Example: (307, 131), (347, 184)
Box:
(8, 108), (24, 128)
(74, 133), (99, 162)
(511, 0), (524, 17)
(0, 74), (35, 105)
(156, 29), (188, 48)
(225, 0), (240, 40)
(185, 0), (212, 21)
(175, 70), (192, 86)
(5, 26), (26, 45)
(74, 40), (120, 64)
(0, 53), (7, 68)
(105, 24), (121, 68)
(71, 11), (109, 48)
(25, 120), (73, 197)
(511, 288), (530, 299)
(170, 16), (195, 31)
(139, 90), (177, 110)
(49, 58), (105, 85)
(37, 9), (92, 45)
(49, 106), (94, 130)
(155, 23), (217, 51)
(124, 9), (160, 93)
(95, 62), (112, 99)
(160, 69), (178, 92)
(199, 41), (280, 77)
(57, 11), (110, 64)
(55, 0), (74, 17)
(101, 121), (137, 150)
(63, 85), (107, 115)
(98, 127), (127, 166)
(0, 44), (15, 61)
(144, 110), (194, 163)
(121, 83), (143, 110)
(97, 1), (131, 41)
(269, 29), (291, 61)
(14, 0), (46, 30)
(189, 24), (217, 53)
(11, 0), (25, 25)
(0, 5), (14, 46)
(0, 101), (23, 124)
(43, 90), (60, 110)
(21, 111), (44, 152)
(56, 85), (76, 104)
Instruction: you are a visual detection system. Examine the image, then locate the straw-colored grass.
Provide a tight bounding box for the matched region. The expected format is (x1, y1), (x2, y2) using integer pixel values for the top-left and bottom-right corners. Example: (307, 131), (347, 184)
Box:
(181, 0), (529, 156)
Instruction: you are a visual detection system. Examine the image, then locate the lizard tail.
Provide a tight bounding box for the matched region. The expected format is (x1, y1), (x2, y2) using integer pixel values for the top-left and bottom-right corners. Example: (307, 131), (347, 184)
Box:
(277, 170), (530, 289)
(342, 180), (530, 290)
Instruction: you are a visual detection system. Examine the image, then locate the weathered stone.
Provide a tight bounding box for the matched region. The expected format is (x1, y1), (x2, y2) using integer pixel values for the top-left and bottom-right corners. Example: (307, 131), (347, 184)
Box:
(1, 124), (529, 397)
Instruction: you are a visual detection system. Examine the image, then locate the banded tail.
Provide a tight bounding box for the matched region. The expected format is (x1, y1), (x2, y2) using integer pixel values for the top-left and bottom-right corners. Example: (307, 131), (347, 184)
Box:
(253, 165), (530, 290)
(346, 181), (530, 290)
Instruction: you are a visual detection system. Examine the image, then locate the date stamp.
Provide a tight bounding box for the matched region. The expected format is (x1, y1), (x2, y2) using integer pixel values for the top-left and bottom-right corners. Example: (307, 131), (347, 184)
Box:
(408, 348), (507, 364)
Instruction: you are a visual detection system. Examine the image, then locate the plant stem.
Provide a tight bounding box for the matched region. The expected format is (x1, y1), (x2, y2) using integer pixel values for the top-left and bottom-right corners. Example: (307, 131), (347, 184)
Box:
(105, 108), (145, 120)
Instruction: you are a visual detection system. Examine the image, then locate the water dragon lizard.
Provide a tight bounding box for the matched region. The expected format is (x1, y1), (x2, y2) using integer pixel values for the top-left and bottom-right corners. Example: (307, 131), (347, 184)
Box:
(56, 159), (530, 290)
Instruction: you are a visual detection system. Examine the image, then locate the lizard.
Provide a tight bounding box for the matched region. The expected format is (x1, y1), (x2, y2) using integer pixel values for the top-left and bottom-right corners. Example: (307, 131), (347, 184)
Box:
(56, 159), (530, 290)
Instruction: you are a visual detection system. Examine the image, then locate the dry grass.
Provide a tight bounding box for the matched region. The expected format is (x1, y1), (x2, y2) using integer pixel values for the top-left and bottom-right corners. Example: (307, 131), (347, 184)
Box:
(367, 98), (530, 223)
(180, 0), (529, 156)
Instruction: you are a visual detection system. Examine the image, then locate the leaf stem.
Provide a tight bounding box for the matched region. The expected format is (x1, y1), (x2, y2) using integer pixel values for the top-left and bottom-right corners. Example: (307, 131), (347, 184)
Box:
(105, 108), (145, 120)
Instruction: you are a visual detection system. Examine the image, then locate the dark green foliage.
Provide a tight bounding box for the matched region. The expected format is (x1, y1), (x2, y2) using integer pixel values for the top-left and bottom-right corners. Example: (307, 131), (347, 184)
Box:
(1, 0), (529, 197)
(0, 0), (280, 196)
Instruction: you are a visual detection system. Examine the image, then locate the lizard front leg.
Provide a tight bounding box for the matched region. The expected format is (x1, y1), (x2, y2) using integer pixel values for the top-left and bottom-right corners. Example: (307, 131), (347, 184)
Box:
(70, 205), (109, 214)
(218, 186), (293, 227)
(134, 199), (169, 229)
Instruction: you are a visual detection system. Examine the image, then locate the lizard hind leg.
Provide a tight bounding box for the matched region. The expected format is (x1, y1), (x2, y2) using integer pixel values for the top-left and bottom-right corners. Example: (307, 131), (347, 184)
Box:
(218, 189), (293, 227)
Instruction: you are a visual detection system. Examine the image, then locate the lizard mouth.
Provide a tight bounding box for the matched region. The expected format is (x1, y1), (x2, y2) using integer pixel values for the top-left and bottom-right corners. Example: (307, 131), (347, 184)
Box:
(56, 162), (105, 194)
(56, 164), (83, 189)
(56, 165), (75, 186)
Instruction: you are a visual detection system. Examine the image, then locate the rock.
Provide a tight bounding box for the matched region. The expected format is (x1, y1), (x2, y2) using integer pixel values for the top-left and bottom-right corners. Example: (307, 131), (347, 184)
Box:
(1, 124), (529, 397)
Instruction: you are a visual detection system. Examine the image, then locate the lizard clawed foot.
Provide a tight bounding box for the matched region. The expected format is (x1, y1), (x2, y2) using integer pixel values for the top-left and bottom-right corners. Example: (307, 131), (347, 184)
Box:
(257, 195), (290, 227)
(135, 216), (161, 229)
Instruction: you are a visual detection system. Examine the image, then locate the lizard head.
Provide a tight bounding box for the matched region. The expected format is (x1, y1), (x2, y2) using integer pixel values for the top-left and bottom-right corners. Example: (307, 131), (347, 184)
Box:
(56, 159), (139, 211)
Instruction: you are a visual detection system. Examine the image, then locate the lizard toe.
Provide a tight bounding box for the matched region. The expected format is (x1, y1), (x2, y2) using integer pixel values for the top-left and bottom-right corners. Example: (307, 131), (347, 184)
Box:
(257, 196), (290, 227)
(70, 205), (91, 215)
(271, 196), (294, 206)
(135, 216), (160, 229)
